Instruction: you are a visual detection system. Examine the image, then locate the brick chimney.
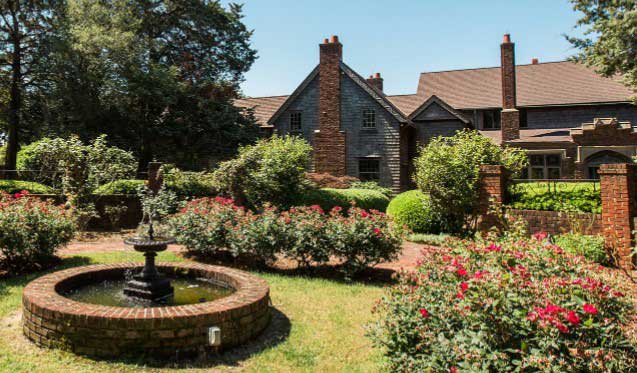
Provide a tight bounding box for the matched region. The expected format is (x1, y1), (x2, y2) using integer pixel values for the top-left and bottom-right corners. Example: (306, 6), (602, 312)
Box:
(366, 72), (383, 92)
(315, 35), (347, 175)
(500, 33), (520, 141)
(531, 58), (539, 65)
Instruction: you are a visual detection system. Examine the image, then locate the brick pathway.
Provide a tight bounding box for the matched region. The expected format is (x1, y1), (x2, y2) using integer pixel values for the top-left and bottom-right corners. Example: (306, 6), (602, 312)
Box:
(59, 233), (428, 270)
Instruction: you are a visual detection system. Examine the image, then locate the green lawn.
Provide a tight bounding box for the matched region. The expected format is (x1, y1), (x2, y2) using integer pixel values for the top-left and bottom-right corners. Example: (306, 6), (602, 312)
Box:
(0, 251), (386, 372)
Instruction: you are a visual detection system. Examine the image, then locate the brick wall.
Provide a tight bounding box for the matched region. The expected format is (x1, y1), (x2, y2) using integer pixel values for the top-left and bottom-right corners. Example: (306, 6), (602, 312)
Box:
(477, 164), (506, 231)
(315, 36), (347, 175)
(507, 209), (602, 235)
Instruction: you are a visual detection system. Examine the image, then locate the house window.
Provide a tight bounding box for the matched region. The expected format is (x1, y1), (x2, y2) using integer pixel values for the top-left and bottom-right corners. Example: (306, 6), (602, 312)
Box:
(362, 109), (376, 129)
(290, 112), (302, 133)
(359, 159), (380, 181)
(527, 154), (561, 179)
(483, 111), (501, 129)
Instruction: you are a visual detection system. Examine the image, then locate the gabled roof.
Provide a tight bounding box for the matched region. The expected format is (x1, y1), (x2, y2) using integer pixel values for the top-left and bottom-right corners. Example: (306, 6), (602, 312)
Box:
(417, 61), (633, 109)
(234, 95), (289, 127)
(408, 95), (470, 124)
(267, 65), (319, 125)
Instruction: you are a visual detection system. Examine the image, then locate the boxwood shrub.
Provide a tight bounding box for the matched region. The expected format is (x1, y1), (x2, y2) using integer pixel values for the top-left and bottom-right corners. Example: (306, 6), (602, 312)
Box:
(387, 190), (443, 234)
(553, 233), (607, 265)
(297, 188), (390, 212)
(0, 180), (54, 194)
(507, 182), (601, 213)
(94, 179), (145, 195)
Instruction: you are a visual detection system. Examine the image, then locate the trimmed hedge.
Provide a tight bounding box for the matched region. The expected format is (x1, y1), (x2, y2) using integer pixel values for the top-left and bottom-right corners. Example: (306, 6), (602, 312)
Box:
(507, 182), (601, 213)
(0, 180), (54, 194)
(94, 179), (145, 195)
(297, 188), (390, 212)
(386, 190), (442, 234)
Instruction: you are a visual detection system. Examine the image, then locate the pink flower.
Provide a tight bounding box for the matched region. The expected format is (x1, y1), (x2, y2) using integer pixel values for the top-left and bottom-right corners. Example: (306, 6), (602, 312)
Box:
(555, 322), (569, 334)
(566, 311), (581, 326)
(331, 206), (343, 213)
(450, 367), (458, 373)
(583, 304), (598, 315)
(373, 227), (382, 237)
(473, 270), (488, 279)
(486, 243), (502, 252)
(532, 231), (548, 241)
(456, 291), (464, 300)
(419, 308), (430, 318)
(360, 210), (370, 218)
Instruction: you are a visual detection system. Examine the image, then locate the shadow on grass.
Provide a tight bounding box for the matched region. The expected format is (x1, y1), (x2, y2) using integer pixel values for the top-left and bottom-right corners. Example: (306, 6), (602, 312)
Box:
(181, 250), (399, 286)
(81, 306), (291, 369)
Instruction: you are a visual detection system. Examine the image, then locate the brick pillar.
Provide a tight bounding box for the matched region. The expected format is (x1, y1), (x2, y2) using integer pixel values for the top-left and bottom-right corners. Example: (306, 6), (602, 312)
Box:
(147, 162), (163, 194)
(478, 165), (506, 231)
(599, 163), (637, 269)
(366, 72), (383, 92)
(500, 34), (520, 142)
(314, 35), (347, 176)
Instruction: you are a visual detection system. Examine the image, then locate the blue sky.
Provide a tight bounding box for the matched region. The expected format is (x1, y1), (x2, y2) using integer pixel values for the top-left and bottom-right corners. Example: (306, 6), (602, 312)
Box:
(226, 0), (583, 97)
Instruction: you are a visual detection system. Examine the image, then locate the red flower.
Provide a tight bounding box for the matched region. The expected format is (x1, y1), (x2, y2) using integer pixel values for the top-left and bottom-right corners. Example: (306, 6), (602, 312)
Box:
(331, 206), (343, 213)
(360, 210), (370, 218)
(419, 308), (430, 318)
(555, 322), (569, 334)
(583, 304), (598, 315)
(456, 291), (464, 300)
(473, 270), (488, 279)
(373, 227), (382, 237)
(566, 310), (581, 326)
(485, 243), (502, 252)
(450, 367), (458, 373)
(613, 291), (625, 297)
(459, 282), (468, 292)
(532, 231), (548, 241)
(456, 268), (468, 277)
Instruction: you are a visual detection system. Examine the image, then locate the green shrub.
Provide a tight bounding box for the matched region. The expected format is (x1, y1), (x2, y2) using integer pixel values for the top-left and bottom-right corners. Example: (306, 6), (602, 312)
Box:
(349, 181), (392, 197)
(297, 188), (389, 212)
(553, 233), (607, 264)
(94, 179), (145, 195)
(170, 198), (403, 277)
(370, 237), (636, 371)
(0, 180), (53, 194)
(213, 135), (312, 209)
(508, 182), (601, 213)
(0, 192), (76, 273)
(407, 233), (451, 246)
(413, 130), (527, 233)
(162, 166), (217, 198)
(386, 190), (443, 234)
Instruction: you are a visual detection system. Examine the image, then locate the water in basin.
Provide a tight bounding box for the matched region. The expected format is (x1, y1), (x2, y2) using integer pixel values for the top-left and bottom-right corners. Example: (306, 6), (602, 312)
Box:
(63, 277), (234, 307)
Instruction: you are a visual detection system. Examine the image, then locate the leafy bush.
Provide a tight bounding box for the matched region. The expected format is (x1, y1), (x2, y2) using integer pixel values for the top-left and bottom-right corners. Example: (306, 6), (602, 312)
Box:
(413, 130), (527, 233)
(0, 180), (53, 194)
(161, 165), (217, 198)
(508, 182), (601, 213)
(168, 197), (243, 256)
(94, 179), (145, 195)
(17, 135), (136, 191)
(214, 135), (312, 209)
(349, 181), (392, 197)
(370, 237), (636, 371)
(387, 190), (442, 234)
(169, 198), (403, 277)
(407, 233), (452, 247)
(297, 188), (390, 212)
(0, 192), (76, 273)
(553, 233), (607, 265)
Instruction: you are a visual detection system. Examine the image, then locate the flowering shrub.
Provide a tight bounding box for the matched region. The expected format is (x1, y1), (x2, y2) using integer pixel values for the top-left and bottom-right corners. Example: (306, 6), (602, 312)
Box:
(0, 191), (76, 273)
(369, 236), (636, 372)
(168, 196), (243, 255)
(169, 198), (403, 276)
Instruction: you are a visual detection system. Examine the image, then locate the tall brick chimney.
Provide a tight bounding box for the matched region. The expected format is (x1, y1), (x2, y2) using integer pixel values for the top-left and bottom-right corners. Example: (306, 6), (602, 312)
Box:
(315, 35), (347, 175)
(500, 33), (520, 142)
(366, 72), (383, 92)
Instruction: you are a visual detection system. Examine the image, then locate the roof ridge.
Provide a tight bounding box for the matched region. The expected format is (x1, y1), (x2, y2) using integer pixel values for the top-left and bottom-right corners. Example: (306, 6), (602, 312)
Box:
(420, 60), (571, 75)
(386, 93), (419, 98)
(236, 94), (290, 100)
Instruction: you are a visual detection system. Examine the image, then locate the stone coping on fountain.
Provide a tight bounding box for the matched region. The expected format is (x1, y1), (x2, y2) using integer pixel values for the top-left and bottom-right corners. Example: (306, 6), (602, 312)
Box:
(22, 262), (271, 358)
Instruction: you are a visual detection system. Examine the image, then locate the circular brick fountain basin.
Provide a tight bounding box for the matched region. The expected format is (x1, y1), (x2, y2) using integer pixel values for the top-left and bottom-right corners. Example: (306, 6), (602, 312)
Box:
(22, 262), (270, 358)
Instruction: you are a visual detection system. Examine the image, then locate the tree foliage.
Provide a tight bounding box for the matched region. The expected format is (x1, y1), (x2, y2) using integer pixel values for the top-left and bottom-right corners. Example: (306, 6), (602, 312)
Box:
(567, 0), (637, 100)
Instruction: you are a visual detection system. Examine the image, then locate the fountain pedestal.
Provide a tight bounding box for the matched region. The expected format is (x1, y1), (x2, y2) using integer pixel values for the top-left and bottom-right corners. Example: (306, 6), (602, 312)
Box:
(123, 237), (175, 301)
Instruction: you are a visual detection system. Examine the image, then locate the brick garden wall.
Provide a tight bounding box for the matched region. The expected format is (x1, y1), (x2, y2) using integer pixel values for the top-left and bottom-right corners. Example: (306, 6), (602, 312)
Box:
(506, 209), (602, 236)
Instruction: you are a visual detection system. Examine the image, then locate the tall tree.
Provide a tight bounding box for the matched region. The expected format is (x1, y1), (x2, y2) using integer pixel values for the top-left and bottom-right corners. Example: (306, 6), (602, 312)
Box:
(60, 0), (259, 170)
(567, 0), (637, 100)
(0, 0), (55, 172)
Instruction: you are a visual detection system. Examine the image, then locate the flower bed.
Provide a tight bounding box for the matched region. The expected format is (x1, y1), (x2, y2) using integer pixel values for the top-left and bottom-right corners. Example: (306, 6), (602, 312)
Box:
(169, 197), (403, 277)
(370, 236), (636, 371)
(0, 191), (75, 273)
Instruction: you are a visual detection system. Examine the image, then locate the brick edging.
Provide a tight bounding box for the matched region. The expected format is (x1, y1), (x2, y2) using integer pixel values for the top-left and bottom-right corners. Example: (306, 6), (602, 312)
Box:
(22, 262), (271, 357)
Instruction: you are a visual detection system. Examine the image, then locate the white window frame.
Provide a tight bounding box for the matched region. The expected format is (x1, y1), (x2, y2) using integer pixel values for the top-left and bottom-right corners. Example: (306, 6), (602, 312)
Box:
(362, 108), (376, 129)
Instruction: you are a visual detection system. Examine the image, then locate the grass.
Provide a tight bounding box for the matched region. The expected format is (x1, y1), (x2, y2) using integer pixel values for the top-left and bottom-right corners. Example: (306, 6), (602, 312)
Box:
(407, 233), (452, 247)
(0, 251), (386, 372)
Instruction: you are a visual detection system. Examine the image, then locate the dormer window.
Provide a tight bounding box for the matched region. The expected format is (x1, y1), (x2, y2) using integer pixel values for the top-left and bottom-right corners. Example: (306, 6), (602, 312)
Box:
(483, 111), (501, 129)
(290, 112), (302, 133)
(362, 109), (376, 129)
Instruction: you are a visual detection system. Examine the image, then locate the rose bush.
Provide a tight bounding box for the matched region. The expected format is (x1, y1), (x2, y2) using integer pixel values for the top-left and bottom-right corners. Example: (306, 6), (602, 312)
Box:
(169, 198), (403, 277)
(0, 191), (76, 273)
(369, 235), (636, 372)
